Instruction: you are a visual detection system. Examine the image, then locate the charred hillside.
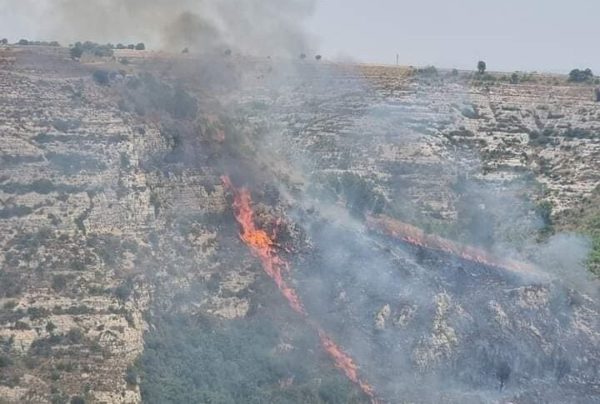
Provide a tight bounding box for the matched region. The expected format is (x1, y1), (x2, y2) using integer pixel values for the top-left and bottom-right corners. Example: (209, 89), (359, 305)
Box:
(0, 44), (599, 404)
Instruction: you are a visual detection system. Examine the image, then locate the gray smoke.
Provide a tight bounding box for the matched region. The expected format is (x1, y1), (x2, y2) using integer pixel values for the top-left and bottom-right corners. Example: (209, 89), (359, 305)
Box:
(30, 0), (315, 56)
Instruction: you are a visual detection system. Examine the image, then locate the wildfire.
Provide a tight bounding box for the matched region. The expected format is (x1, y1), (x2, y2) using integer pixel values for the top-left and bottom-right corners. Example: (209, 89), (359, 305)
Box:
(222, 176), (377, 403)
(222, 175), (305, 315)
(366, 214), (538, 275)
(318, 329), (376, 400)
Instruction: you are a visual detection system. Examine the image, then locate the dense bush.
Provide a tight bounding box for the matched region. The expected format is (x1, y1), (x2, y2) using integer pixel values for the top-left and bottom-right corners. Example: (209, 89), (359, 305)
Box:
(135, 43), (145, 50)
(0, 354), (12, 368)
(17, 40), (59, 46)
(536, 201), (553, 235)
(72, 41), (114, 58)
(568, 68), (593, 82)
(324, 173), (385, 218)
(69, 46), (83, 59)
(138, 309), (365, 404)
(92, 69), (110, 86)
(415, 66), (438, 77)
(114, 281), (133, 301)
(125, 366), (138, 385)
(120, 73), (198, 119)
(477, 60), (486, 74)
(51, 274), (68, 292)
(70, 396), (85, 404)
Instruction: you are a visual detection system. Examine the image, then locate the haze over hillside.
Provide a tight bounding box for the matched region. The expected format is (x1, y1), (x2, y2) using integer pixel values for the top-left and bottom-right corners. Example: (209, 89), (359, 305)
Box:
(0, 2), (599, 404)
(3, 0), (600, 71)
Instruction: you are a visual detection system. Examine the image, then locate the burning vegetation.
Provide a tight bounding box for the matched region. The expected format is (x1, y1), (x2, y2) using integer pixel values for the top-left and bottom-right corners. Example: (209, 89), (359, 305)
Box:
(1, 1), (600, 402)
(222, 176), (377, 403)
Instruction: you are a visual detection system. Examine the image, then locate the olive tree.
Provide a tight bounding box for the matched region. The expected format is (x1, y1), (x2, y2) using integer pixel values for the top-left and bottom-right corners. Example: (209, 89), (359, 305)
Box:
(477, 60), (486, 74)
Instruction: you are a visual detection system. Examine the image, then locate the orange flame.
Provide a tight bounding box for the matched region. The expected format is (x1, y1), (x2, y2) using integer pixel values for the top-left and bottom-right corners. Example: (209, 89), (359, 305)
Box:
(222, 175), (305, 315)
(222, 176), (377, 402)
(366, 214), (537, 275)
(318, 329), (377, 401)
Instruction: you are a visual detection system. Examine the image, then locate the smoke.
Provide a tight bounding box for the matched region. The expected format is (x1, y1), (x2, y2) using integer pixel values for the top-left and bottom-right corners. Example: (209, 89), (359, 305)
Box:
(530, 233), (596, 295)
(12, 0), (597, 400)
(233, 63), (600, 401)
(29, 0), (315, 56)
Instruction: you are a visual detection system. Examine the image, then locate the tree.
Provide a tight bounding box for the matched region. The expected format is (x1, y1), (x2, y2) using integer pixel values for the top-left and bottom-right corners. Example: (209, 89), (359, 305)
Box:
(52, 274), (68, 291)
(510, 72), (519, 84)
(127, 44), (135, 50)
(315, 54), (322, 61)
(70, 46), (83, 59)
(125, 366), (138, 385)
(0, 38), (7, 45)
(70, 396), (85, 404)
(569, 68), (594, 82)
(92, 69), (110, 86)
(496, 362), (511, 391)
(116, 43), (126, 49)
(135, 42), (145, 50)
(18, 39), (29, 45)
(477, 60), (486, 74)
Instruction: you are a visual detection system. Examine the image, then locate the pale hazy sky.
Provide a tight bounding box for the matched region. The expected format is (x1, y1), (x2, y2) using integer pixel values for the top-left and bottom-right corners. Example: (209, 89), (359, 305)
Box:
(1, 0), (598, 73)
(306, 0), (600, 72)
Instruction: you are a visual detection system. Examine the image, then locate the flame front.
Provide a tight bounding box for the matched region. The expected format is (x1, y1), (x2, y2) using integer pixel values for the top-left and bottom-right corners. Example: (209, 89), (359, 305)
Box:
(366, 214), (537, 275)
(318, 329), (376, 399)
(222, 176), (377, 402)
(222, 175), (305, 315)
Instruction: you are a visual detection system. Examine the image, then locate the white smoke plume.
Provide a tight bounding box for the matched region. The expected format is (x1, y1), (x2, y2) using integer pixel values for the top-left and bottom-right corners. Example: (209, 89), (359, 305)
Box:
(5, 0), (316, 56)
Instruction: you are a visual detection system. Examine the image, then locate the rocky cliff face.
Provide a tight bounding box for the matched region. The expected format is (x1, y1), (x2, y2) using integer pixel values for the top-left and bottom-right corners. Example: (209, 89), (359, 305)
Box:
(0, 46), (234, 403)
(0, 45), (598, 403)
(235, 64), (599, 239)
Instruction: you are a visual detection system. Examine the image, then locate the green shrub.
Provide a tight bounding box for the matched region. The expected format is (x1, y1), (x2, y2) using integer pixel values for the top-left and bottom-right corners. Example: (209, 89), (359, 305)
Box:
(66, 328), (84, 344)
(114, 281), (133, 301)
(92, 69), (110, 86)
(568, 68), (593, 82)
(52, 274), (68, 292)
(70, 396), (85, 404)
(125, 366), (138, 385)
(477, 60), (486, 74)
(46, 321), (57, 333)
(14, 320), (31, 330)
(0, 354), (12, 368)
(70, 46), (83, 59)
(73, 41), (114, 57)
(27, 306), (50, 320)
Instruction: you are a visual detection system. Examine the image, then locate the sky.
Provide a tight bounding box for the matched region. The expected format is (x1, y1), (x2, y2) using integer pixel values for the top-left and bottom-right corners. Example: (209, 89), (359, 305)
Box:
(1, 0), (598, 73)
(305, 0), (600, 73)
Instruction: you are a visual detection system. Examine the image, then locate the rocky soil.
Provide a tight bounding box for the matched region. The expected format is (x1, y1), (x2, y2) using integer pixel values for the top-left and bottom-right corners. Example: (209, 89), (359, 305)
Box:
(0, 45), (598, 403)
